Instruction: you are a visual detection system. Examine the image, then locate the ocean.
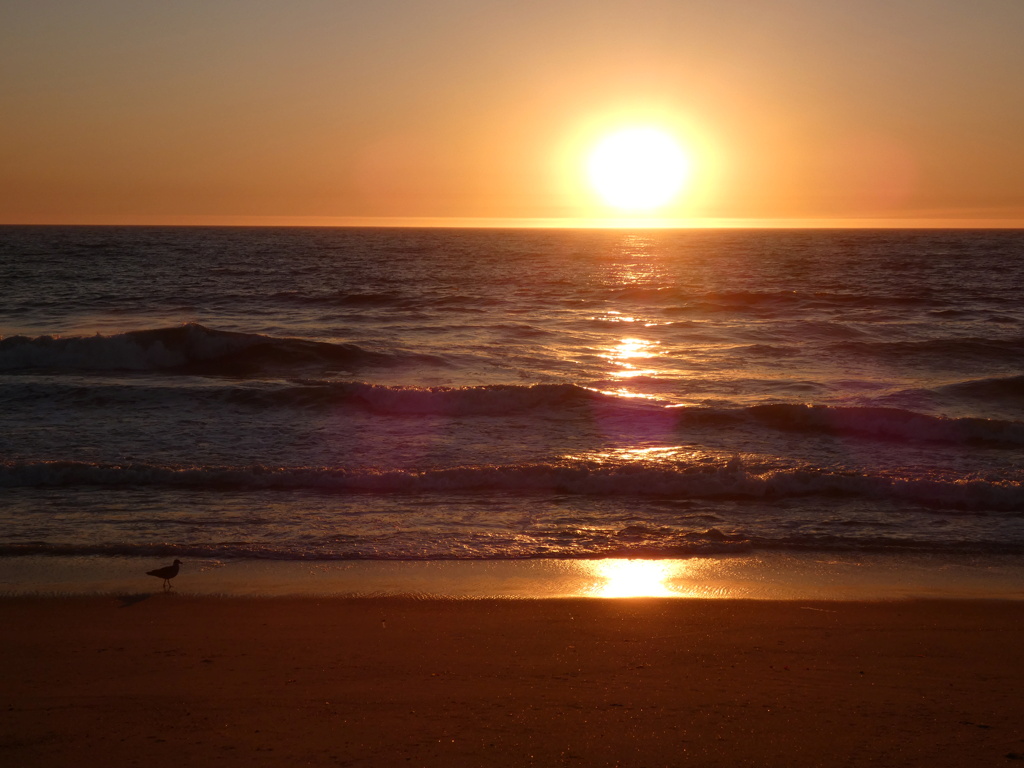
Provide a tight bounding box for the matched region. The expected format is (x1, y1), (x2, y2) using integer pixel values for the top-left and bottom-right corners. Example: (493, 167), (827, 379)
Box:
(1, 226), (1023, 594)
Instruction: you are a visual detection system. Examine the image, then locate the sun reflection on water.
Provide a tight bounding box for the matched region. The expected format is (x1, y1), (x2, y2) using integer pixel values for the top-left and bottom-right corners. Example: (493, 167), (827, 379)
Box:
(585, 558), (692, 598)
(562, 445), (709, 465)
(600, 336), (661, 386)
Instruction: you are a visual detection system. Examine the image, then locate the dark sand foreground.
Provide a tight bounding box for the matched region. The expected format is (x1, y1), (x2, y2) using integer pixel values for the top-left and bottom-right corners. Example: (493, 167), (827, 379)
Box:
(2, 596), (1023, 767)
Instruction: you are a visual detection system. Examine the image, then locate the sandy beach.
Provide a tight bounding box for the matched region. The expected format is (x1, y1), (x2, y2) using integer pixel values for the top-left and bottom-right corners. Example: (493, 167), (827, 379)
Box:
(3, 596), (1023, 767)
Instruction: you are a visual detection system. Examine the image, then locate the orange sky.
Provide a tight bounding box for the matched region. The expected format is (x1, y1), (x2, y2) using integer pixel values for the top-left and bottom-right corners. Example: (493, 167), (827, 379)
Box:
(2, 0), (1023, 227)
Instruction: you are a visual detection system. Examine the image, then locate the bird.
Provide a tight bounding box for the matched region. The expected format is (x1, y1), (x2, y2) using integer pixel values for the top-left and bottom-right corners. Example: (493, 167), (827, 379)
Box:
(146, 559), (183, 589)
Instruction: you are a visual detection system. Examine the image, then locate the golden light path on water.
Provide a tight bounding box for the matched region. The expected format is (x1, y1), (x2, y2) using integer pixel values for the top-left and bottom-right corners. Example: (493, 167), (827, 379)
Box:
(581, 559), (709, 598)
(603, 335), (660, 380)
(592, 245), (671, 398)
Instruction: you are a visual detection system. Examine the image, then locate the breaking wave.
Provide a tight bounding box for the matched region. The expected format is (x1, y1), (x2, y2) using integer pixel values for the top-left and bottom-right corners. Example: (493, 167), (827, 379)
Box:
(0, 324), (448, 374)
(4, 373), (1023, 445)
(938, 374), (1024, 401)
(732, 403), (1024, 446)
(3, 458), (1022, 511)
(827, 337), (1024, 364)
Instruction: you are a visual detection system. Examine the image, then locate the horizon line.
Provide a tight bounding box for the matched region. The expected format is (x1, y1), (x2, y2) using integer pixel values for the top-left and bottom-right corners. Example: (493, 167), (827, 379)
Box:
(3, 215), (1024, 229)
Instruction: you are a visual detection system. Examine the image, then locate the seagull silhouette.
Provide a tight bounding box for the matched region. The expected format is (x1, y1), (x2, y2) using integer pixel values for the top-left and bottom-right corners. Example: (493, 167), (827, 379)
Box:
(146, 559), (183, 589)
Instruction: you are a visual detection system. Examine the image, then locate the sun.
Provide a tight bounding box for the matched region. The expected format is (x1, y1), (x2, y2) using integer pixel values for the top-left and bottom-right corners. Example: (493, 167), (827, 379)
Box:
(587, 127), (690, 211)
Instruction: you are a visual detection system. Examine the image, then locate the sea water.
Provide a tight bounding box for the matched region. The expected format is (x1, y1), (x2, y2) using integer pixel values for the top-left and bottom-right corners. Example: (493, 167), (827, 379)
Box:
(1, 226), (1022, 593)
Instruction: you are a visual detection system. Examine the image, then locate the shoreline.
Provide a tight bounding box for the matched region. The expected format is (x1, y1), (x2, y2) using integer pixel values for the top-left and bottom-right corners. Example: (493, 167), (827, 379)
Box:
(2, 551), (1023, 600)
(4, 595), (1023, 767)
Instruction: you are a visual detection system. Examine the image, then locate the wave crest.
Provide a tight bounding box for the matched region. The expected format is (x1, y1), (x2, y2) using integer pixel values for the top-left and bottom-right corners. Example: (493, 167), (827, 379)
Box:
(939, 374), (1024, 401)
(737, 403), (1024, 446)
(0, 324), (448, 375)
(3, 459), (1021, 511)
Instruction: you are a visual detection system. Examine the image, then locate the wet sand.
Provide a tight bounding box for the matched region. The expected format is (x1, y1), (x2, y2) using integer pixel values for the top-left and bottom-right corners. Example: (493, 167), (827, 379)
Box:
(2, 596), (1023, 767)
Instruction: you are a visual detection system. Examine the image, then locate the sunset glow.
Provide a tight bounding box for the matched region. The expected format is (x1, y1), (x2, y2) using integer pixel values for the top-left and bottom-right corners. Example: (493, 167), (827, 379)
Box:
(1, 2), (1023, 227)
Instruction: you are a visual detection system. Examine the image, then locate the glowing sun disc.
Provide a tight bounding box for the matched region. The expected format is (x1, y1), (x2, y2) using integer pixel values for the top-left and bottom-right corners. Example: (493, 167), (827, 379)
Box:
(588, 127), (689, 211)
